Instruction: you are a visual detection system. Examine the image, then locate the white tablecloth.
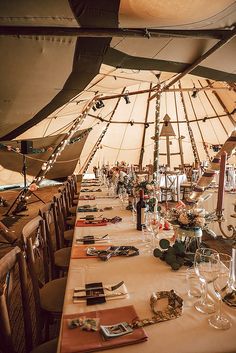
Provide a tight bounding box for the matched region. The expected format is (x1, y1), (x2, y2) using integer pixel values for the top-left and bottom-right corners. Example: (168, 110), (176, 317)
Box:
(58, 185), (236, 353)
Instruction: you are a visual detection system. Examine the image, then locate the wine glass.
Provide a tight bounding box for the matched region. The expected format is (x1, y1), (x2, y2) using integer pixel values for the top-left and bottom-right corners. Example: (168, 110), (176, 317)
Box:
(147, 212), (160, 248)
(208, 253), (232, 330)
(131, 197), (137, 224)
(194, 248), (219, 314)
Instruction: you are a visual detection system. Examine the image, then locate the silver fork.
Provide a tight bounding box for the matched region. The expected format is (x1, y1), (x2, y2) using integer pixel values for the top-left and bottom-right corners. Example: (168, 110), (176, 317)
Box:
(74, 280), (124, 293)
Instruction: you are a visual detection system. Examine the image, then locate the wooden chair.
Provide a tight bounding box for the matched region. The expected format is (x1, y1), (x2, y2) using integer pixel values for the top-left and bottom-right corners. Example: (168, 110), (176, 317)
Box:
(180, 180), (196, 200)
(0, 247), (57, 353)
(40, 203), (71, 279)
(53, 194), (74, 244)
(21, 216), (67, 342)
(160, 171), (180, 203)
(58, 186), (76, 228)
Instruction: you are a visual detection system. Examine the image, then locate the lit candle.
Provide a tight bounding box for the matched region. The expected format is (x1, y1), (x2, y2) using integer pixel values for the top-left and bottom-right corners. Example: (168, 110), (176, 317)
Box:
(216, 151), (227, 215)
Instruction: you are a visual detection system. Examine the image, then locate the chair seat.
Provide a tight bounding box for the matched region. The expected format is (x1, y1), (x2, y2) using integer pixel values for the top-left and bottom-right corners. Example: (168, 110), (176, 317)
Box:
(180, 182), (195, 188)
(72, 199), (78, 206)
(69, 206), (77, 215)
(66, 216), (76, 227)
(64, 229), (74, 241)
(54, 247), (71, 269)
(40, 277), (67, 313)
(30, 338), (58, 353)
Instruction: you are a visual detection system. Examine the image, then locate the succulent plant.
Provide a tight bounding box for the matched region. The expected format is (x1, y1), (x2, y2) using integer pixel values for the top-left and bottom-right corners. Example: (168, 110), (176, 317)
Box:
(153, 239), (197, 270)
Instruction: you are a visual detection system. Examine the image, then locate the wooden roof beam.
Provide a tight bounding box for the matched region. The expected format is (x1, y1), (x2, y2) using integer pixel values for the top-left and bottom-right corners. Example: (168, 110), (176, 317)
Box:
(98, 85), (230, 102)
(0, 26), (229, 39)
(149, 24), (236, 100)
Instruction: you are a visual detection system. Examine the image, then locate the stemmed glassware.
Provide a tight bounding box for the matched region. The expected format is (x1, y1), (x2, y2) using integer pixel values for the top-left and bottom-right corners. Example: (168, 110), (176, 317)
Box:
(208, 253), (232, 330)
(131, 197), (137, 224)
(194, 248), (219, 314)
(146, 211), (160, 249)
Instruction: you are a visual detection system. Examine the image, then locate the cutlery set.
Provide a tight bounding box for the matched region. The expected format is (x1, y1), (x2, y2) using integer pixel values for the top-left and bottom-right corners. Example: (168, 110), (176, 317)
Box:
(73, 281), (125, 300)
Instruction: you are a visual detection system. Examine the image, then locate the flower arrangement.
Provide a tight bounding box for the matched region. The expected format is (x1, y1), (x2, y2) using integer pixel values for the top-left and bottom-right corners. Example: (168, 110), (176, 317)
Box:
(134, 180), (159, 195)
(169, 208), (208, 229)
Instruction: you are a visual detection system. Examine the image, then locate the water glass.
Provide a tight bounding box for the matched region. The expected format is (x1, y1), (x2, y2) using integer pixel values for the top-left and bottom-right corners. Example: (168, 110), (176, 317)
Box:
(141, 225), (153, 253)
(186, 267), (202, 299)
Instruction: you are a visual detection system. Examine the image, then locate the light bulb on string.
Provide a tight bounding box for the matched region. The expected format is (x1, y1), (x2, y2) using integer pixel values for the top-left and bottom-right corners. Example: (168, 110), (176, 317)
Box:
(42, 163), (47, 171)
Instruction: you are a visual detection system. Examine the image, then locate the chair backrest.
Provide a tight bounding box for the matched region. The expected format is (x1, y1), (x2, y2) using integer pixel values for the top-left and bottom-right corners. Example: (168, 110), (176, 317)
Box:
(40, 203), (58, 279)
(21, 216), (50, 343)
(0, 247), (32, 353)
(53, 193), (69, 245)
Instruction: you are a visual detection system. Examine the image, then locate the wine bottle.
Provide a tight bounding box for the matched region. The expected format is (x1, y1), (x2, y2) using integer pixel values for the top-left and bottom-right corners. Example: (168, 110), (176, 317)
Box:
(136, 189), (146, 231)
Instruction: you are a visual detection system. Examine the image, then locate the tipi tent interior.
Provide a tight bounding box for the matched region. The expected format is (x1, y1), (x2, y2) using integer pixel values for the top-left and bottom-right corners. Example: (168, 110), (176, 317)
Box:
(0, 1), (236, 185)
(0, 1), (236, 353)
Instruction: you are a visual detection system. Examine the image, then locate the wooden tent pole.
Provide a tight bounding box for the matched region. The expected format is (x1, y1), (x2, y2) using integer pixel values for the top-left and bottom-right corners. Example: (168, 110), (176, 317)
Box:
(187, 91), (211, 161)
(100, 85), (228, 102)
(206, 80), (236, 128)
(139, 83), (152, 169)
(173, 90), (184, 166)
(0, 26), (227, 39)
(198, 80), (228, 135)
(166, 136), (171, 167)
(81, 89), (125, 173)
(153, 89), (161, 181)
(149, 24), (236, 100)
(179, 82), (200, 165)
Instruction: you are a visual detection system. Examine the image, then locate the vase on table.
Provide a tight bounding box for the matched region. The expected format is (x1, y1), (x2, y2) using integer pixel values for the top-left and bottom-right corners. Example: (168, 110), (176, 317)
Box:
(174, 226), (202, 252)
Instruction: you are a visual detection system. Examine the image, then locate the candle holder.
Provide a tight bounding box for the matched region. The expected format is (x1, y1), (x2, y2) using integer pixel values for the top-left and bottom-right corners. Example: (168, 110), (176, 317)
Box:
(215, 204), (236, 240)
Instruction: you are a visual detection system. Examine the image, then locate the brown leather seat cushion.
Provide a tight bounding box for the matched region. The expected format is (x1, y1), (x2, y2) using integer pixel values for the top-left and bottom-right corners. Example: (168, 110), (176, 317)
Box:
(40, 277), (67, 313)
(69, 206), (77, 215)
(64, 229), (74, 241)
(30, 338), (58, 353)
(66, 217), (76, 227)
(54, 247), (71, 269)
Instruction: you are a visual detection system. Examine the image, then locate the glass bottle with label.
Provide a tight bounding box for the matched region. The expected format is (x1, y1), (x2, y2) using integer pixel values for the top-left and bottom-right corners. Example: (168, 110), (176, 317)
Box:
(136, 189), (146, 231)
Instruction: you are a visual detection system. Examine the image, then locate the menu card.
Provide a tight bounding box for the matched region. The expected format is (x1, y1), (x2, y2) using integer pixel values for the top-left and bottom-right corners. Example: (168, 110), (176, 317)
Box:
(60, 305), (148, 353)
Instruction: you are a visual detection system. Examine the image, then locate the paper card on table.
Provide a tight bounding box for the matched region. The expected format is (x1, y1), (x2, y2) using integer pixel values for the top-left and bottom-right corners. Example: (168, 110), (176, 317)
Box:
(71, 245), (111, 259)
(60, 305), (148, 353)
(73, 283), (129, 304)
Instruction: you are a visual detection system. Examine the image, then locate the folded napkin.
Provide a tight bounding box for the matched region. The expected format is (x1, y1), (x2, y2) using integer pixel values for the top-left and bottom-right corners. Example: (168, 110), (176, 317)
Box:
(77, 207), (98, 213)
(73, 282), (128, 304)
(60, 305), (148, 353)
(71, 245), (111, 259)
(79, 195), (96, 200)
(76, 220), (107, 227)
(81, 188), (102, 193)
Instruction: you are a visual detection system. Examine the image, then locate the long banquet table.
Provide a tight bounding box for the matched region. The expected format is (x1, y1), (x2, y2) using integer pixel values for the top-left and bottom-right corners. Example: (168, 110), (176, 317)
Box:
(57, 183), (236, 353)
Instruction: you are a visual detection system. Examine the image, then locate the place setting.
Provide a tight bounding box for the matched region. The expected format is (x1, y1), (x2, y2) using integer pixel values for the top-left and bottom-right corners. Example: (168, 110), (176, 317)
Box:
(75, 233), (111, 245)
(71, 244), (140, 260)
(72, 280), (129, 305)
